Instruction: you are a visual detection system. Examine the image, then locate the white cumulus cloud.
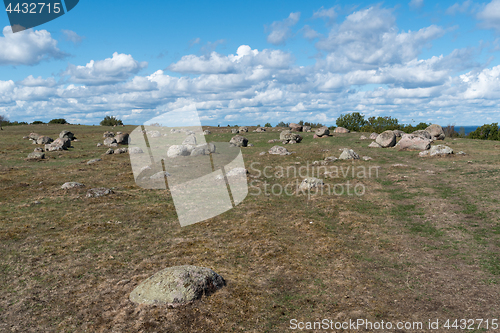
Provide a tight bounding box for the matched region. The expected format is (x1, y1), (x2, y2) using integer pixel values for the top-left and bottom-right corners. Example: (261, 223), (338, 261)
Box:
(266, 12), (301, 45)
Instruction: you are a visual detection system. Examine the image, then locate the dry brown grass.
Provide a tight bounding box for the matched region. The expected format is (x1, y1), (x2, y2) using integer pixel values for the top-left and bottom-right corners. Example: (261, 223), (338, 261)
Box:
(1, 124), (499, 332)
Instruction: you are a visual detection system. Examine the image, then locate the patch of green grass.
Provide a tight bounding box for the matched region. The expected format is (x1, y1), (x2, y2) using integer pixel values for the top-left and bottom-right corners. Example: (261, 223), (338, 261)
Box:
(481, 253), (500, 275)
(408, 221), (444, 238)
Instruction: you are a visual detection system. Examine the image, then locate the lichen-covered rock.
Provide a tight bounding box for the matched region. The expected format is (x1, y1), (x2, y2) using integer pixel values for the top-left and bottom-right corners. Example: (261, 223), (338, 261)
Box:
(103, 131), (114, 138)
(268, 145), (290, 155)
(104, 137), (117, 146)
(398, 134), (432, 150)
(238, 126), (249, 133)
(315, 126), (330, 137)
(412, 130), (432, 140)
(299, 177), (324, 191)
(339, 148), (360, 160)
(27, 152), (44, 160)
(375, 130), (396, 148)
(425, 124), (445, 140)
(129, 265), (226, 306)
(279, 130), (302, 144)
(229, 135), (248, 147)
(37, 136), (53, 145)
(429, 145), (453, 156)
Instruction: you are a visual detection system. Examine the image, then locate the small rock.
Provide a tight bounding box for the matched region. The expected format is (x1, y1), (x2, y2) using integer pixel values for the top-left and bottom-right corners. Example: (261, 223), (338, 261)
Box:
(457, 151), (466, 155)
(105, 148), (114, 155)
(104, 137), (117, 146)
(203, 130), (211, 135)
(36, 136), (53, 145)
(259, 152), (266, 156)
(339, 148), (359, 160)
(97, 143), (103, 147)
(429, 145), (453, 156)
(229, 135), (248, 147)
(115, 148), (128, 154)
(61, 182), (85, 189)
(87, 158), (102, 165)
(324, 156), (338, 162)
(33, 147), (44, 153)
(129, 147), (144, 154)
(167, 145), (190, 157)
(268, 145), (290, 155)
(359, 135), (368, 140)
(103, 131), (114, 138)
(334, 127), (350, 134)
(299, 177), (324, 191)
(362, 156), (372, 161)
(86, 187), (113, 198)
(27, 152), (44, 160)
(238, 126), (249, 133)
(315, 126), (330, 137)
(231, 128), (239, 134)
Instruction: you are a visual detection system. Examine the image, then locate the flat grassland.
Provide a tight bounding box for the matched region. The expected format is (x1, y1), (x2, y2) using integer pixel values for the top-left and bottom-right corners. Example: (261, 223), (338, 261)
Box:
(1, 124), (500, 332)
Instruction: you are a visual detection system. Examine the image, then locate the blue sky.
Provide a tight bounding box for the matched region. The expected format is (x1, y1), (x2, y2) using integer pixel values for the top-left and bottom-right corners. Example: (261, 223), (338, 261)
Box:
(1, 0), (500, 126)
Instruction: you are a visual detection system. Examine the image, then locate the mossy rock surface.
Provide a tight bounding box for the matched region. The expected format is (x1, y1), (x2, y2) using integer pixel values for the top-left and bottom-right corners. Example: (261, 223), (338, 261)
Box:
(129, 265), (226, 306)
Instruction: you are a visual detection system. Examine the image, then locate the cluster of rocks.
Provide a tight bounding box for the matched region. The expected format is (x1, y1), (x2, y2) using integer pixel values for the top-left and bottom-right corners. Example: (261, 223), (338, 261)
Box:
(101, 131), (130, 147)
(279, 130), (303, 144)
(165, 135), (217, 157)
(367, 124), (446, 150)
(25, 130), (77, 159)
(231, 126), (249, 134)
(289, 123), (312, 132)
(60, 182), (113, 198)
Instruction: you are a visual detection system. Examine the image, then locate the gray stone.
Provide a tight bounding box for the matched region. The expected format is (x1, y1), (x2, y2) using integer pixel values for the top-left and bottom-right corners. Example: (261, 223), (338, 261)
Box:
(412, 130), (432, 140)
(457, 151), (466, 155)
(203, 130), (211, 135)
(315, 126), (330, 137)
(268, 145), (290, 155)
(103, 131), (114, 138)
(45, 144), (64, 152)
(238, 126), (249, 133)
(299, 177), (324, 191)
(87, 158), (102, 165)
(259, 152), (266, 156)
(229, 135), (248, 147)
(129, 265), (225, 306)
(375, 130), (396, 148)
(97, 143), (103, 147)
(254, 127), (266, 132)
(231, 128), (239, 134)
(339, 148), (360, 160)
(429, 145), (453, 156)
(61, 182), (85, 189)
(359, 135), (368, 140)
(368, 141), (381, 148)
(86, 187), (113, 198)
(324, 156), (338, 162)
(425, 124), (445, 140)
(302, 126), (312, 132)
(105, 148), (114, 155)
(115, 148), (128, 154)
(362, 156), (373, 161)
(167, 145), (190, 157)
(59, 130), (75, 140)
(29, 132), (40, 140)
(190, 143), (215, 156)
(33, 147), (44, 153)
(27, 152), (44, 160)
(398, 134), (432, 150)
(280, 130), (302, 144)
(369, 132), (378, 140)
(182, 135), (197, 146)
(37, 136), (53, 145)
(129, 147), (144, 154)
(115, 133), (130, 144)
(104, 137), (117, 146)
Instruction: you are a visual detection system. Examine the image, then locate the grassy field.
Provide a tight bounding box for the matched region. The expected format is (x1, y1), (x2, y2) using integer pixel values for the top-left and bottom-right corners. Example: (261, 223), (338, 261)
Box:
(1, 124), (499, 332)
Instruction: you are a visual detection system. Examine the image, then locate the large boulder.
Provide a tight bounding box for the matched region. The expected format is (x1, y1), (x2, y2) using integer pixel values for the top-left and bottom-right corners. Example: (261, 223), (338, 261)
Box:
(425, 124), (445, 140)
(231, 128), (239, 134)
(229, 135), (248, 147)
(334, 127), (350, 133)
(398, 134), (432, 150)
(254, 127), (266, 132)
(393, 130), (405, 138)
(302, 126), (312, 132)
(369, 132), (378, 140)
(36, 136), (53, 145)
(115, 133), (129, 144)
(29, 132), (40, 140)
(52, 137), (71, 149)
(129, 265), (225, 306)
(238, 126), (249, 133)
(339, 148), (360, 160)
(45, 144), (64, 152)
(315, 126), (330, 137)
(268, 146), (290, 155)
(103, 137), (117, 146)
(289, 123), (302, 132)
(368, 141), (382, 148)
(412, 130), (432, 140)
(59, 130), (75, 140)
(167, 145), (190, 157)
(375, 130), (396, 148)
(190, 143), (216, 156)
(280, 130), (302, 144)
(182, 135), (197, 146)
